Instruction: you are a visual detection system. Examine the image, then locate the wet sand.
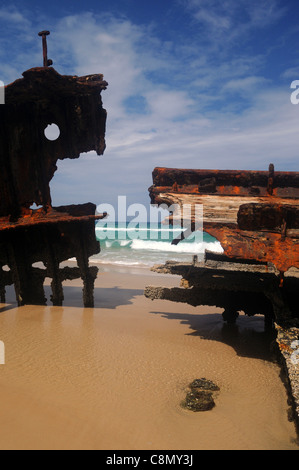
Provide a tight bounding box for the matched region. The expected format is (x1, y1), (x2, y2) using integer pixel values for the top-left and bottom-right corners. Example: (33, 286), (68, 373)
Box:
(0, 264), (298, 450)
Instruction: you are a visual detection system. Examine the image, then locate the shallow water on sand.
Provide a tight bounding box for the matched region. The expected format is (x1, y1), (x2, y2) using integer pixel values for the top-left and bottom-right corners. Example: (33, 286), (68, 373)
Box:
(0, 266), (298, 450)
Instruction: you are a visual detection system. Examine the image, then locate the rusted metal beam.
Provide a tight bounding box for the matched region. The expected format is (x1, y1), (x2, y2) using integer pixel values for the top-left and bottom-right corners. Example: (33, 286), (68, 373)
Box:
(38, 30), (53, 67)
(0, 205), (106, 232)
(150, 166), (299, 199)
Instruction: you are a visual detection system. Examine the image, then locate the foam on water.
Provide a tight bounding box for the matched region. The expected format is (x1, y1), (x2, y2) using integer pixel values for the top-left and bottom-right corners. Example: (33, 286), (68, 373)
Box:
(92, 222), (223, 267)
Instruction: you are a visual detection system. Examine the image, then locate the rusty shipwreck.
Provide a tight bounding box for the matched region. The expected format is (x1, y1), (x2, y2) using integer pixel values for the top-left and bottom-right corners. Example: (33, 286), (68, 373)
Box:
(0, 31), (108, 307)
(145, 165), (299, 428)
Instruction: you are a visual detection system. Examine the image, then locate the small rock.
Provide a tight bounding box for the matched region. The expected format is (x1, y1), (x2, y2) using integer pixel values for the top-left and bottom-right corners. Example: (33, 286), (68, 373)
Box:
(181, 378), (220, 412)
(190, 378), (220, 392)
(184, 390), (215, 412)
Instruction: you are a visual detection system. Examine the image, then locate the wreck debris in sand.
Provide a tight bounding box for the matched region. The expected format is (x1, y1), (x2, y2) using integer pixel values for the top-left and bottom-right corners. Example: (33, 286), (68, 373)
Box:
(145, 165), (299, 428)
(0, 32), (108, 307)
(146, 165), (299, 322)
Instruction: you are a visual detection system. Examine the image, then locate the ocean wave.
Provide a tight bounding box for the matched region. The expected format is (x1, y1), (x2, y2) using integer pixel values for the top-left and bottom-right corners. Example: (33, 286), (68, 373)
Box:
(104, 240), (132, 248)
(120, 240), (132, 247)
(89, 258), (152, 267)
(130, 239), (223, 254)
(78, 225), (224, 267)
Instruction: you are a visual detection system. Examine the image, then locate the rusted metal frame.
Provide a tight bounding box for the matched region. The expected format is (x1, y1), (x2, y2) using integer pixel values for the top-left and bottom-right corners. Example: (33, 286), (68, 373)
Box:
(0, 34), (108, 308)
(41, 225), (64, 307)
(147, 256), (299, 324)
(0, 221), (100, 307)
(0, 207), (103, 307)
(74, 221), (99, 308)
(4, 238), (46, 306)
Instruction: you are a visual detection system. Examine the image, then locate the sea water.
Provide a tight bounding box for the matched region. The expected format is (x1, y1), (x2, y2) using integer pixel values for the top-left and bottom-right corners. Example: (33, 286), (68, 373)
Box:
(92, 222), (223, 267)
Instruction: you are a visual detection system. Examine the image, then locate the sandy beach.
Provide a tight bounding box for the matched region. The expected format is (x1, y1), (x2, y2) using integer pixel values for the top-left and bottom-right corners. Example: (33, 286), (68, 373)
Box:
(0, 264), (298, 450)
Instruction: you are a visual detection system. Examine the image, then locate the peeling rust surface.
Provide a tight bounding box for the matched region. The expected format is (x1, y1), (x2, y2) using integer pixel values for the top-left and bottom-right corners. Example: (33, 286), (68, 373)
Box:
(203, 224), (299, 275)
(151, 167), (299, 199)
(149, 165), (299, 275)
(0, 204), (106, 232)
(0, 49), (108, 307)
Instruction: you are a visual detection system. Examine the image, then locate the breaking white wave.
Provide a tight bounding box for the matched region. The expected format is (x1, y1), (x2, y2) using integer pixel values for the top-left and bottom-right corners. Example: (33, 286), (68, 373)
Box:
(130, 239), (223, 254)
(90, 222), (223, 267)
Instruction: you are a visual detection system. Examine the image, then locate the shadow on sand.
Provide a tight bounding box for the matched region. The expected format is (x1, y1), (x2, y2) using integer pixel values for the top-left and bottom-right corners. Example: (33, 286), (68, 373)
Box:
(0, 283), (277, 362)
(0, 284), (144, 312)
(150, 310), (277, 361)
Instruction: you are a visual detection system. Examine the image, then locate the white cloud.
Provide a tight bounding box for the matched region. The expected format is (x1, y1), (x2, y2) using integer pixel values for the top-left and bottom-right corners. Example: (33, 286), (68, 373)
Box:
(193, 6), (231, 31)
(222, 76), (271, 94)
(48, 10), (299, 205)
(0, 5), (297, 209)
(53, 14), (149, 120)
(282, 66), (299, 79)
(145, 89), (194, 120)
(0, 6), (31, 27)
(181, 0), (286, 45)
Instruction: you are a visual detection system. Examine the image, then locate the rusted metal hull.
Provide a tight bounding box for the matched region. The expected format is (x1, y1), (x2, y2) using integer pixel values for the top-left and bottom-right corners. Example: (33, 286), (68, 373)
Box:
(0, 67), (107, 219)
(0, 204), (105, 307)
(149, 166), (299, 275)
(0, 65), (108, 307)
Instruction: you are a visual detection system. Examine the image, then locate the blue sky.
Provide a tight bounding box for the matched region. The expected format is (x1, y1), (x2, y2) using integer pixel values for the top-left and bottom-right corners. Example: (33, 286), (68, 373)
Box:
(1, 0), (299, 210)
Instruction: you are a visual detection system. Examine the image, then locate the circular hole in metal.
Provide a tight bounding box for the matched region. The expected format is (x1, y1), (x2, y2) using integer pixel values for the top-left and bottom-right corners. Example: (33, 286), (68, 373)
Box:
(44, 123), (60, 141)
